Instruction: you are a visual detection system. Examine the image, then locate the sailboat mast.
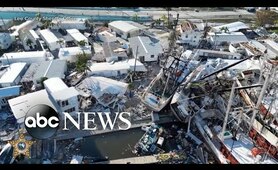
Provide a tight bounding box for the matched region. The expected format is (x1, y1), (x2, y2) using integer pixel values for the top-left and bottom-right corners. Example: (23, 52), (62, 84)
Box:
(220, 78), (237, 141)
(249, 69), (272, 131)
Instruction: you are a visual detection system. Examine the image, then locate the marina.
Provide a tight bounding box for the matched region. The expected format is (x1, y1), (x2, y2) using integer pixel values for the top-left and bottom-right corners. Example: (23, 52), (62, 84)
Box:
(0, 7), (277, 164)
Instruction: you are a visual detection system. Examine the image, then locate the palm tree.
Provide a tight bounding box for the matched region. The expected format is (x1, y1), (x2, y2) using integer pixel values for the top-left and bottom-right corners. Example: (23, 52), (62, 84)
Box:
(85, 20), (90, 28)
(168, 30), (178, 53)
(161, 14), (168, 24)
(26, 39), (33, 49)
(75, 51), (91, 75)
(77, 40), (87, 48)
(56, 39), (64, 48)
(155, 19), (161, 25)
(35, 12), (42, 21)
(85, 19), (94, 30)
(41, 20), (53, 29)
(132, 14), (139, 22)
(220, 26), (229, 33)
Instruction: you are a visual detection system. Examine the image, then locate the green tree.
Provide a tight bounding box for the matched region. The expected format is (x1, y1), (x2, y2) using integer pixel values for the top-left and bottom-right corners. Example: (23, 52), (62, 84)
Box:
(155, 19), (161, 25)
(35, 12), (42, 21)
(220, 26), (229, 33)
(161, 14), (168, 24)
(35, 12), (54, 29)
(168, 30), (178, 53)
(26, 39), (33, 49)
(132, 14), (139, 22)
(26, 39), (32, 46)
(256, 10), (278, 27)
(128, 82), (134, 90)
(56, 39), (64, 48)
(77, 40), (87, 48)
(75, 51), (91, 74)
(85, 19), (94, 30)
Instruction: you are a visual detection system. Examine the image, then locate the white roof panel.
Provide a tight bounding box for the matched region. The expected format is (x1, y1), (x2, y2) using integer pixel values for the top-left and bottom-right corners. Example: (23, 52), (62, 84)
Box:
(51, 87), (79, 100)
(2, 51), (46, 59)
(8, 89), (59, 123)
(213, 21), (249, 32)
(58, 46), (91, 58)
(265, 39), (278, 52)
(109, 21), (139, 33)
(66, 29), (87, 42)
(209, 32), (248, 42)
(89, 58), (147, 73)
(43, 77), (68, 93)
(0, 62), (26, 84)
(39, 29), (59, 43)
(29, 29), (39, 39)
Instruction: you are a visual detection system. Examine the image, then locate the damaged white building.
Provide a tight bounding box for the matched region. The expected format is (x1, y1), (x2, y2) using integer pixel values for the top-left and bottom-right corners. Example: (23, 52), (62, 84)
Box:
(76, 76), (128, 108)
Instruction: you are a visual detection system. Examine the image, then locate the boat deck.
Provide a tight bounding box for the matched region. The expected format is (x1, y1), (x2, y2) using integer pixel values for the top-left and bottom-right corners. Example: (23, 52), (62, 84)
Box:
(222, 134), (255, 164)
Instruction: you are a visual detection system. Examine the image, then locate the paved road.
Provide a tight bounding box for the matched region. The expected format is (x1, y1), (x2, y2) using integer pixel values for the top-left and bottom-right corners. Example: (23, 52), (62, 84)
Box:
(0, 7), (255, 20)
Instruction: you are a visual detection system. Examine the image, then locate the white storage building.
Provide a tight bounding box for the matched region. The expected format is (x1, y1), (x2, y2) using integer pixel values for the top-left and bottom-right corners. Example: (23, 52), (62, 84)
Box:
(88, 58), (147, 77)
(0, 51), (50, 65)
(66, 29), (88, 46)
(129, 36), (163, 62)
(0, 62), (28, 87)
(212, 21), (249, 32)
(8, 89), (59, 123)
(58, 46), (92, 62)
(208, 32), (248, 46)
(108, 21), (146, 40)
(44, 77), (79, 115)
(39, 29), (64, 51)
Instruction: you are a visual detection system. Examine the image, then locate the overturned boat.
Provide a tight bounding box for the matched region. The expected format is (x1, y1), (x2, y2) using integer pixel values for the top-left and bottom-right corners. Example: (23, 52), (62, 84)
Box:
(141, 55), (200, 112)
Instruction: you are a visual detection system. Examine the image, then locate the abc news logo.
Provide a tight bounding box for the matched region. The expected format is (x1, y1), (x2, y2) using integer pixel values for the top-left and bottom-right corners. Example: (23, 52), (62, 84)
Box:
(25, 112), (59, 128)
(24, 105), (59, 140)
(24, 104), (131, 140)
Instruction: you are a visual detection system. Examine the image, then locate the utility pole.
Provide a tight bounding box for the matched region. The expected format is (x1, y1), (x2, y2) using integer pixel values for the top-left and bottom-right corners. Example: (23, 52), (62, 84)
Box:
(5, 54), (11, 66)
(133, 45), (138, 73)
(132, 45), (139, 82)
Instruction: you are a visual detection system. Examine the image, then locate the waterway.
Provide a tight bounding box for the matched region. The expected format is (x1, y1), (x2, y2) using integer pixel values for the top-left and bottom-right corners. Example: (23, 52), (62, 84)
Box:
(80, 128), (145, 160)
(0, 11), (152, 21)
(79, 122), (187, 160)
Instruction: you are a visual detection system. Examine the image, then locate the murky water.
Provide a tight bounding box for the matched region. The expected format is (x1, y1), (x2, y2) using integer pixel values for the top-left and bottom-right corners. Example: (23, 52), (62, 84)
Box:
(80, 128), (145, 160)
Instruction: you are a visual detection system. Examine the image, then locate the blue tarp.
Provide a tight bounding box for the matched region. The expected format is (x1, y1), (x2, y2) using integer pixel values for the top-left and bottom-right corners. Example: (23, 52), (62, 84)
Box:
(0, 85), (21, 98)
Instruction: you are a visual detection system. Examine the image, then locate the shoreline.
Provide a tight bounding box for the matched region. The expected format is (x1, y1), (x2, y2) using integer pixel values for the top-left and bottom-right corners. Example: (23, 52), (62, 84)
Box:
(0, 7), (255, 21)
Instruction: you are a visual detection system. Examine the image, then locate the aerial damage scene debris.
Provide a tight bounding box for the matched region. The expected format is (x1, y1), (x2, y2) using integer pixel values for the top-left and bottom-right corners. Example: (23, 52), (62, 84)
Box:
(0, 7), (277, 164)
